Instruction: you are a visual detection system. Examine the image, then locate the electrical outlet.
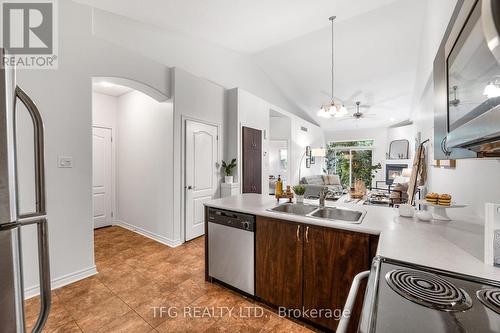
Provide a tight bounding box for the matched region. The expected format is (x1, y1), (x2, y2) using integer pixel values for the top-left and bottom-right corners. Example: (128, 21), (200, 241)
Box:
(58, 156), (73, 168)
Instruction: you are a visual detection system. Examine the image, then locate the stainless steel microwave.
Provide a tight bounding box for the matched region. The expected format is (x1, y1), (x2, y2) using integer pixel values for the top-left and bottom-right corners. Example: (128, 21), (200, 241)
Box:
(434, 0), (500, 159)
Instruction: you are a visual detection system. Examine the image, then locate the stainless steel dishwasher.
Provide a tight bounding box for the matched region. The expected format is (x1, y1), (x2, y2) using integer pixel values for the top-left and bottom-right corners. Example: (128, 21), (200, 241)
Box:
(208, 207), (255, 295)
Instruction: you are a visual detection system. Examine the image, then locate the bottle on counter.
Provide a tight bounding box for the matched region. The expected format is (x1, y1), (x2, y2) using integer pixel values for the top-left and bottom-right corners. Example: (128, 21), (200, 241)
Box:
(275, 175), (283, 197)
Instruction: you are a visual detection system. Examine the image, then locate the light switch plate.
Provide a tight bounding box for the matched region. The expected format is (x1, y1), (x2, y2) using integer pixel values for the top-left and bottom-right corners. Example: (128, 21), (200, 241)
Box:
(58, 156), (73, 168)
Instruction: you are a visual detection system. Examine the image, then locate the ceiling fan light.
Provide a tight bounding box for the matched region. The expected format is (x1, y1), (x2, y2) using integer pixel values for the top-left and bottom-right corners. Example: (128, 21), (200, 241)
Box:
(338, 105), (348, 115)
(317, 106), (332, 118)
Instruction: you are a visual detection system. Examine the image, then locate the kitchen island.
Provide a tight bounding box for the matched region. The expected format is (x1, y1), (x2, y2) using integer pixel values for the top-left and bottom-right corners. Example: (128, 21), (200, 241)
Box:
(205, 193), (498, 281)
(204, 193), (500, 332)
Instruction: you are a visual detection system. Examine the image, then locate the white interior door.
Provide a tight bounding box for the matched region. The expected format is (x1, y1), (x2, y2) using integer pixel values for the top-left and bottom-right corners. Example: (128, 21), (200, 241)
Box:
(185, 120), (219, 241)
(92, 127), (112, 229)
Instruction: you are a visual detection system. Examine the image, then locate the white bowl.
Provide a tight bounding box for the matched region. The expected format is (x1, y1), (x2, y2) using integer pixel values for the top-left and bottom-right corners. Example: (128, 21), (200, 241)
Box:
(398, 204), (415, 218)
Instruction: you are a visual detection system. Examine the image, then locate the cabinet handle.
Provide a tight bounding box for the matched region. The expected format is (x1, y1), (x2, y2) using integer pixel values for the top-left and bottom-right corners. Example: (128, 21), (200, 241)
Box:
(305, 226), (309, 243)
(296, 225), (300, 241)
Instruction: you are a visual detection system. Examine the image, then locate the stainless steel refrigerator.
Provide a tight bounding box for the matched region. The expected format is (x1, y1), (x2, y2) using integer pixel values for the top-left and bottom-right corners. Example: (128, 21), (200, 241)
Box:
(0, 48), (51, 333)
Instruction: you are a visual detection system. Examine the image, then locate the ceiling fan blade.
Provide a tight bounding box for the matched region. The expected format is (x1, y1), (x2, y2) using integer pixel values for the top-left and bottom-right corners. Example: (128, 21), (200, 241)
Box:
(347, 105), (371, 110)
(343, 90), (363, 104)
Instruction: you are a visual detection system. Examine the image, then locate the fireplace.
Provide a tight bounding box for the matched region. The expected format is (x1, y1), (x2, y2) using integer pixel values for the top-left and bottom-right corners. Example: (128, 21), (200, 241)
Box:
(385, 164), (408, 185)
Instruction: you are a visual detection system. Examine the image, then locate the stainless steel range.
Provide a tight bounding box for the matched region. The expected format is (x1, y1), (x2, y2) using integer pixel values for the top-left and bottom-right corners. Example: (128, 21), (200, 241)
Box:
(358, 257), (500, 332)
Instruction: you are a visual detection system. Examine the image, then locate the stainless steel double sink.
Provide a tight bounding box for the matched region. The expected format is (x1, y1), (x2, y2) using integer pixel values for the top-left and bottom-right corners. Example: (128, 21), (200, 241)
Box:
(267, 203), (365, 224)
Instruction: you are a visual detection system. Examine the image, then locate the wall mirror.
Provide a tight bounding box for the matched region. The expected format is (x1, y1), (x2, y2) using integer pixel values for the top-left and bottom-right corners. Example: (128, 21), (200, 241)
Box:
(389, 139), (409, 159)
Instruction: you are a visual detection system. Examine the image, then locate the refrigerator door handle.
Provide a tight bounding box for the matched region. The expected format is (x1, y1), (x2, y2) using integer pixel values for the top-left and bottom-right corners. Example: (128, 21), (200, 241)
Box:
(14, 86), (46, 218)
(30, 218), (51, 333)
(1, 218), (52, 333)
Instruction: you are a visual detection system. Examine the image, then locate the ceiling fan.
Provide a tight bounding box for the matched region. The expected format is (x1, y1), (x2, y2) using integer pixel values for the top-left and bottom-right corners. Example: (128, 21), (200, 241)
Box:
(338, 101), (377, 121)
(320, 90), (402, 110)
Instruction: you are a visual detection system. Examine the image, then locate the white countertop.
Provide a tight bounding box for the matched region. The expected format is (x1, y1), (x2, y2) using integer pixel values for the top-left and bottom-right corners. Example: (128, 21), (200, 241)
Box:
(205, 194), (500, 282)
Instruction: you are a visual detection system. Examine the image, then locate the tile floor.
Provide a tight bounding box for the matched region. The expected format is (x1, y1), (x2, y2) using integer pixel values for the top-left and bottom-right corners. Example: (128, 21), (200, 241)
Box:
(25, 226), (315, 332)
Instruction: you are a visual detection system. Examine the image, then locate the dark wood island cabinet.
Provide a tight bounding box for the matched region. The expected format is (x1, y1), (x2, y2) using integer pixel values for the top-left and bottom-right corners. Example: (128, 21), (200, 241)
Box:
(255, 216), (303, 310)
(255, 216), (378, 332)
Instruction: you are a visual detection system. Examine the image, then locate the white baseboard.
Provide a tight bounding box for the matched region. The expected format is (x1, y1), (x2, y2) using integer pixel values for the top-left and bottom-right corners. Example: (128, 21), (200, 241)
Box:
(24, 266), (97, 299)
(114, 220), (183, 248)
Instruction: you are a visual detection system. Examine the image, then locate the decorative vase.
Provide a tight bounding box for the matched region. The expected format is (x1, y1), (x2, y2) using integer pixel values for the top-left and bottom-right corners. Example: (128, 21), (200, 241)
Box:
(225, 176), (233, 183)
(296, 195), (304, 203)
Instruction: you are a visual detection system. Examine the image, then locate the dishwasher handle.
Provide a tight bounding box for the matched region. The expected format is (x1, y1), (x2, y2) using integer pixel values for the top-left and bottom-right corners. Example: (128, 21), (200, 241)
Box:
(337, 270), (370, 333)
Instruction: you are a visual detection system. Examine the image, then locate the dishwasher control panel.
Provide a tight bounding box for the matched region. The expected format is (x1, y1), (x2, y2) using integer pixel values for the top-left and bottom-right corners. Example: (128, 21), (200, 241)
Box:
(208, 208), (255, 232)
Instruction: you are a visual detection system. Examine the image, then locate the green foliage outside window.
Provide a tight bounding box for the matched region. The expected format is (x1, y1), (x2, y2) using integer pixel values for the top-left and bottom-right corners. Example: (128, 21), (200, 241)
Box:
(325, 141), (381, 188)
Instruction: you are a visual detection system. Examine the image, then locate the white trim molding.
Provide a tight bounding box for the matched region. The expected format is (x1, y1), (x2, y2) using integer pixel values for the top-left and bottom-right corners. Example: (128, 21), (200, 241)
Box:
(114, 220), (183, 248)
(24, 266), (98, 299)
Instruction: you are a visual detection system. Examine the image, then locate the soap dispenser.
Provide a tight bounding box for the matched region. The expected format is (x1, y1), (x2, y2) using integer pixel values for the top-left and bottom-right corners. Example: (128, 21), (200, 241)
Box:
(276, 175), (283, 196)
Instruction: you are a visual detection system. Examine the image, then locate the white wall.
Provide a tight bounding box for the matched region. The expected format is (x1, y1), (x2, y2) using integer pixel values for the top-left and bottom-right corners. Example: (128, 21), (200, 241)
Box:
(290, 118), (325, 184)
(17, 0), (171, 297)
(115, 91), (174, 242)
(411, 0), (458, 111)
(324, 128), (388, 184)
(90, 6), (313, 123)
(411, 0), (500, 220)
(269, 115), (292, 186)
(268, 140), (288, 178)
(226, 88), (270, 192)
(270, 116), (291, 140)
(173, 68), (226, 243)
(227, 88), (325, 191)
(92, 93), (118, 129)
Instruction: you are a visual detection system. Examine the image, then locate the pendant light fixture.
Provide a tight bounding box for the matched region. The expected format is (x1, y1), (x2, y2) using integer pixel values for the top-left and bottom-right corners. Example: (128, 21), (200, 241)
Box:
(317, 16), (348, 119)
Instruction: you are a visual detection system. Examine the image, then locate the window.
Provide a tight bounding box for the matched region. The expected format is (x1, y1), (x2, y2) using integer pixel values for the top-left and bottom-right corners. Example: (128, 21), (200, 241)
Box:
(326, 140), (381, 189)
(279, 148), (288, 170)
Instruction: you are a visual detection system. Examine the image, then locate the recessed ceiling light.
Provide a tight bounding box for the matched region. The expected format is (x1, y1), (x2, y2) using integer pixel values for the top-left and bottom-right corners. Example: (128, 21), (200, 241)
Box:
(389, 117), (396, 122)
(100, 81), (115, 88)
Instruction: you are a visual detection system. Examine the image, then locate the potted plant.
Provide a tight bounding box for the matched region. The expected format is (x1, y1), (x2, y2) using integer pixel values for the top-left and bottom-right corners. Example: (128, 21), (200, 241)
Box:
(293, 185), (306, 203)
(221, 159), (237, 183)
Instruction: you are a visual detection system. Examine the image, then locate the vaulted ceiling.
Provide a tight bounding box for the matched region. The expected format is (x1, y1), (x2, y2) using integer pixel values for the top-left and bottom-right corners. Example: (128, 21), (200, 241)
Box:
(253, 0), (426, 130)
(74, 0), (428, 130)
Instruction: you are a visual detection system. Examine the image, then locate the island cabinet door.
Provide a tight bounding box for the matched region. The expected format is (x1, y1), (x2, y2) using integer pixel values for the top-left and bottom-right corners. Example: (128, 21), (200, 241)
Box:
(303, 226), (370, 332)
(255, 216), (303, 309)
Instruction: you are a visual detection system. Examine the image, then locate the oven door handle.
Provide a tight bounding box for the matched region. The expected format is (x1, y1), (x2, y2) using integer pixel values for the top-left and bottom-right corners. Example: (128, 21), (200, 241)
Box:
(337, 270), (370, 333)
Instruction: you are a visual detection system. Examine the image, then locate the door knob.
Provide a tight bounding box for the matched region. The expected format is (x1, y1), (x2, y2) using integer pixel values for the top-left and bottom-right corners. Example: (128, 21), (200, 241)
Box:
(187, 186), (193, 190)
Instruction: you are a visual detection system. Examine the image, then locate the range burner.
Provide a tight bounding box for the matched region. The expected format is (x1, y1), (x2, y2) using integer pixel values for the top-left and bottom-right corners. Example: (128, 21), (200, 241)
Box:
(477, 289), (500, 314)
(385, 269), (473, 312)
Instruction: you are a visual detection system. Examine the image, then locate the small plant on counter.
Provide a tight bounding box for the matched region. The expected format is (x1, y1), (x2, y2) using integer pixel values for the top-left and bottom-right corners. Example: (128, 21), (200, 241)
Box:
(222, 159), (237, 176)
(293, 185), (306, 196)
(222, 158), (237, 183)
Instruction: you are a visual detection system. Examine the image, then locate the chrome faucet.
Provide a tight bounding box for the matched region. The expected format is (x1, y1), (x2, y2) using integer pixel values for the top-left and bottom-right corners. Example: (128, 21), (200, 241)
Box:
(318, 187), (332, 207)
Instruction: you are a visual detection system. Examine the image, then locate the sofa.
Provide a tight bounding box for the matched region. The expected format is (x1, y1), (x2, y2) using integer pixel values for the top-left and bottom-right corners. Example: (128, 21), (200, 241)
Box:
(300, 174), (344, 199)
